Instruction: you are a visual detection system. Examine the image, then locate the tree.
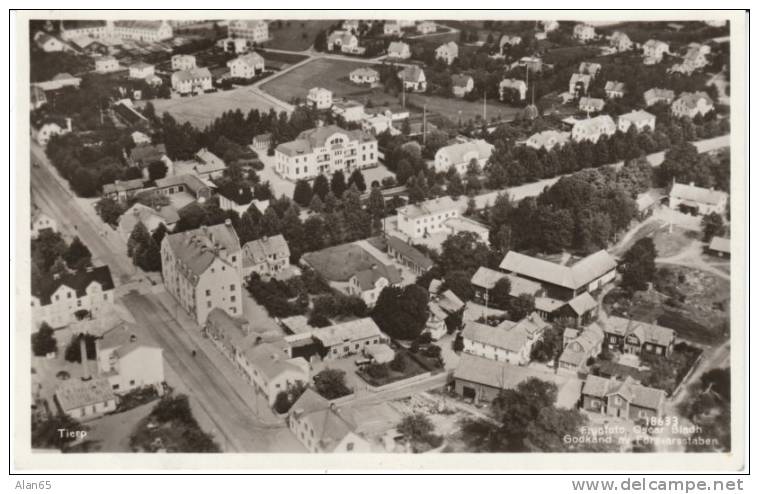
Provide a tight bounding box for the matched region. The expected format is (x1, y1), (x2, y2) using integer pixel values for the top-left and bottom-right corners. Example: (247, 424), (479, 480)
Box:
(313, 368), (352, 399)
(371, 284), (430, 340)
(701, 212), (726, 242)
(148, 160), (168, 180)
(313, 173), (330, 199)
(330, 170), (347, 198)
(136, 237), (162, 271)
(32, 322), (57, 356)
(490, 277), (512, 309)
(447, 171), (465, 199)
(443, 270), (475, 301)
(439, 231), (491, 274)
(508, 293), (535, 321)
(397, 413), (441, 452)
(621, 237), (657, 291)
(32, 414), (85, 451)
(63, 236), (92, 271)
(95, 197), (126, 226)
(347, 169), (367, 192)
(293, 179), (313, 207)
(127, 221), (151, 259)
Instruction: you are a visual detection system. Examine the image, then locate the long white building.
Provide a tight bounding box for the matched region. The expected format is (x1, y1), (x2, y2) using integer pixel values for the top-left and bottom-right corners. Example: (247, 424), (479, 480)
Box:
(274, 125), (378, 181)
(31, 266), (115, 328)
(433, 139), (494, 175)
(396, 196), (461, 240)
(227, 20), (269, 44)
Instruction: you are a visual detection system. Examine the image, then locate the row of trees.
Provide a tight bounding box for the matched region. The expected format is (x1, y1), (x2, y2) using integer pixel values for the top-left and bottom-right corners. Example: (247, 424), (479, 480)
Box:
(31, 230), (93, 288)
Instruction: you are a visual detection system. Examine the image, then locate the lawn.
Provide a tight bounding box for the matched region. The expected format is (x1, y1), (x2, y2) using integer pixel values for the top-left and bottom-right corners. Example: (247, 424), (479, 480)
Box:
(301, 243), (381, 282)
(256, 49), (309, 70)
(356, 349), (429, 387)
(266, 19), (337, 52)
(652, 226), (698, 258)
(405, 93), (522, 126)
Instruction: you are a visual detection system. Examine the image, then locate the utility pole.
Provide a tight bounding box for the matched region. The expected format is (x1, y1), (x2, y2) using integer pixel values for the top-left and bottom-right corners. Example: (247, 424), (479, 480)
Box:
(422, 104), (427, 146)
(401, 76), (406, 109)
(483, 91), (487, 122)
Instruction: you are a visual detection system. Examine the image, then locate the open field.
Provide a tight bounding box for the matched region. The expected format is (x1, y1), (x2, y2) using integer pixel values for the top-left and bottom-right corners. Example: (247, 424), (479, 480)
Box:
(301, 243), (381, 282)
(256, 50), (310, 70)
(266, 19), (337, 51)
(652, 226), (699, 258)
(143, 87), (289, 128)
(406, 93), (522, 125)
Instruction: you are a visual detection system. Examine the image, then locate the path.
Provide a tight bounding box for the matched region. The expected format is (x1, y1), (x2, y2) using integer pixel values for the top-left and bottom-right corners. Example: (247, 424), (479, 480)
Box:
(656, 239), (730, 281)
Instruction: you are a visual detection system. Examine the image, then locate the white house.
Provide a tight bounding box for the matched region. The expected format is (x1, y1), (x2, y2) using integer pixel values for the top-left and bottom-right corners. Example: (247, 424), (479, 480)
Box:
(236, 340), (310, 407)
(116, 203), (179, 240)
(669, 181), (728, 216)
(525, 130), (571, 151)
(242, 234), (291, 278)
(609, 31), (633, 52)
(218, 37), (249, 54)
(95, 56), (120, 73)
(434, 139), (494, 175)
(499, 78), (527, 101)
(573, 24), (596, 41)
(327, 30), (364, 54)
(578, 61), (602, 78)
(227, 20), (269, 44)
(227, 52), (265, 79)
(275, 125), (378, 181)
(452, 74), (474, 98)
(571, 115), (617, 143)
(31, 117), (72, 147)
(332, 100), (365, 123)
(129, 62), (155, 80)
(462, 313), (548, 366)
(396, 196), (461, 240)
(618, 110), (656, 133)
(347, 264), (403, 308)
(171, 54), (197, 71)
(643, 39), (670, 64)
(55, 378), (117, 420)
(111, 20), (172, 41)
(435, 41), (459, 65)
(349, 67), (380, 85)
(383, 21), (402, 36)
(398, 65), (426, 92)
(171, 67), (213, 95)
(307, 87), (333, 109)
(97, 321), (165, 393)
(671, 91), (714, 119)
(416, 21), (436, 34)
(31, 210), (57, 238)
(578, 96), (605, 113)
(569, 73), (591, 98)
(604, 81), (626, 99)
(644, 88), (675, 107)
(387, 41), (411, 59)
(31, 266), (115, 328)
(34, 32), (66, 52)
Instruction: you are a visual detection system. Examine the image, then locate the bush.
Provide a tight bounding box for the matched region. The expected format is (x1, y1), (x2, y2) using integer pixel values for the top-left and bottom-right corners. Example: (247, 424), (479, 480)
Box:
(32, 323), (57, 356)
(452, 334), (464, 353)
(389, 353), (406, 372)
(424, 345), (442, 359)
(365, 363), (390, 379)
(416, 332), (432, 345)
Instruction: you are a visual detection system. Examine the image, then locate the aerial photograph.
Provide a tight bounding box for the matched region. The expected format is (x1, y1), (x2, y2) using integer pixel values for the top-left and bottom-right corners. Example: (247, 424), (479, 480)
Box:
(22, 12), (737, 462)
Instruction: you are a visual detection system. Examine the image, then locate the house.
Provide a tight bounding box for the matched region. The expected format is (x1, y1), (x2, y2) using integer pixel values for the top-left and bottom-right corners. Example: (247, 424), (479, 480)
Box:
(171, 67), (213, 95)
(670, 44), (710, 75)
(451, 74), (474, 98)
(571, 115), (617, 143)
(342, 19), (361, 32)
(275, 125), (377, 181)
(161, 221), (243, 324)
(30, 85), (47, 110)
(117, 202), (179, 239)
(517, 56), (543, 73)
(31, 210), (57, 239)
(573, 24), (596, 41)
(95, 56), (120, 73)
(668, 181), (728, 216)
(499, 78), (527, 101)
(618, 110), (656, 133)
(385, 235), (434, 276)
(671, 91), (714, 119)
(558, 323), (604, 372)
(112, 20), (172, 41)
(387, 41), (411, 59)
(542, 20), (560, 32)
(435, 41), (459, 65)
(33, 72), (82, 92)
(180, 148), (226, 179)
(581, 375), (666, 419)
(227, 52), (265, 79)
(97, 321), (164, 393)
(604, 81), (625, 99)
(171, 54), (196, 71)
(31, 116), (72, 147)
(578, 97), (605, 113)
(433, 139), (494, 175)
(470, 266), (543, 307)
(349, 67), (380, 85)
(31, 265), (115, 328)
(568, 73), (591, 98)
(35, 32), (66, 52)
(217, 37), (250, 54)
(309, 318), (388, 360)
(327, 30), (364, 55)
(129, 62), (155, 80)
(556, 291), (600, 327)
(227, 20), (269, 44)
(707, 236), (730, 258)
(128, 143), (172, 176)
(644, 88), (675, 107)
(102, 178), (146, 202)
(306, 87), (333, 109)
(462, 313), (548, 366)
(643, 39), (669, 65)
(288, 389), (372, 453)
(55, 378), (117, 420)
(216, 186), (259, 215)
(332, 100), (365, 123)
(154, 174), (213, 203)
(398, 66), (427, 92)
(578, 62), (602, 78)
(609, 31), (633, 52)
(383, 21), (402, 36)
(237, 340), (310, 406)
(602, 316), (676, 358)
(347, 263), (403, 307)
(525, 130), (571, 151)
(242, 234), (291, 278)
(416, 21), (436, 34)
(499, 35), (523, 54)
(69, 36), (110, 55)
(59, 20), (109, 40)
(499, 250), (617, 302)
(364, 343), (395, 364)
(396, 196), (460, 240)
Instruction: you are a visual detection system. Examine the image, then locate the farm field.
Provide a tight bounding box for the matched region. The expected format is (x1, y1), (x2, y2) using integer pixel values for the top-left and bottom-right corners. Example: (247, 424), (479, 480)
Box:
(143, 87), (289, 128)
(266, 19), (337, 51)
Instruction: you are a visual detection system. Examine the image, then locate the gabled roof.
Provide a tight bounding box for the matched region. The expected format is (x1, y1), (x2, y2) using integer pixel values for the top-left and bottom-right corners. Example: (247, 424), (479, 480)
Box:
(463, 312), (547, 353)
(602, 316), (675, 346)
(397, 196), (459, 219)
(673, 91), (714, 109)
(172, 67), (212, 82)
(604, 81), (625, 93)
(559, 323), (604, 366)
(350, 67), (379, 77)
(398, 65), (425, 83)
(290, 389), (360, 452)
(499, 250), (617, 291)
(527, 130), (571, 150)
(154, 174), (210, 195)
(100, 320), (159, 353)
(61, 20), (107, 30)
(165, 223), (241, 278)
(229, 52), (264, 68)
(600, 376), (666, 411)
(708, 236), (730, 254)
(385, 235), (434, 270)
(311, 318), (385, 347)
(454, 353), (562, 390)
(566, 291), (598, 316)
(102, 178), (145, 195)
(352, 263), (402, 290)
(387, 41), (409, 54)
(55, 377), (115, 411)
(437, 289), (465, 314)
(669, 181), (727, 206)
(242, 234), (290, 267)
(32, 266), (115, 306)
(579, 97), (605, 111)
(242, 341), (307, 380)
(276, 125), (373, 157)
(436, 139), (494, 165)
(619, 109), (655, 123)
(451, 74), (472, 88)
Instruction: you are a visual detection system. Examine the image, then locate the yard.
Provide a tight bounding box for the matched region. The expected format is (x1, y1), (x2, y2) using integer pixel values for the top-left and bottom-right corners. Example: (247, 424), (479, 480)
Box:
(652, 226), (699, 258)
(356, 348), (438, 388)
(301, 242), (382, 282)
(266, 19), (337, 52)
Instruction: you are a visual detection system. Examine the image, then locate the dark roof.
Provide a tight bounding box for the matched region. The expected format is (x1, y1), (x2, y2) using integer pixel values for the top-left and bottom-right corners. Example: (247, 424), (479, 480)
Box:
(129, 143), (166, 164)
(113, 103), (148, 126)
(386, 235), (433, 270)
(61, 20), (107, 30)
(32, 266), (115, 306)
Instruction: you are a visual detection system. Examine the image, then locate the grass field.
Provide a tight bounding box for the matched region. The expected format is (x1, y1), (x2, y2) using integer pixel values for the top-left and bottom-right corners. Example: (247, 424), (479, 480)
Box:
(405, 93), (523, 125)
(652, 226), (698, 258)
(257, 50), (310, 70)
(301, 243), (380, 282)
(266, 19), (337, 51)
(144, 87), (289, 128)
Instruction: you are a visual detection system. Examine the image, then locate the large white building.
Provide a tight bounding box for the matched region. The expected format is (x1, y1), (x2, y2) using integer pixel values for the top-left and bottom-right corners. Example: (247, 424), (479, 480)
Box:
(112, 20), (173, 41)
(171, 67), (213, 95)
(227, 52), (265, 79)
(171, 54), (197, 71)
(59, 20), (109, 40)
(236, 340), (310, 407)
(618, 110), (656, 133)
(306, 87), (333, 109)
(274, 125), (378, 181)
(396, 196), (461, 240)
(643, 39), (670, 64)
(435, 41), (459, 65)
(129, 62), (155, 80)
(97, 321), (165, 393)
(571, 115), (617, 143)
(161, 221), (244, 324)
(31, 266), (115, 328)
(433, 139), (494, 175)
(462, 313), (548, 366)
(227, 20), (270, 44)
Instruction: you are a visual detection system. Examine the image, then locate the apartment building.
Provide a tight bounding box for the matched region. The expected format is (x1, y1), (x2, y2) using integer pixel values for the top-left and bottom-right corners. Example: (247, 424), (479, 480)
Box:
(227, 52), (265, 79)
(171, 67), (213, 95)
(241, 234), (291, 278)
(31, 266), (115, 328)
(112, 20), (173, 41)
(227, 20), (270, 44)
(396, 196), (461, 240)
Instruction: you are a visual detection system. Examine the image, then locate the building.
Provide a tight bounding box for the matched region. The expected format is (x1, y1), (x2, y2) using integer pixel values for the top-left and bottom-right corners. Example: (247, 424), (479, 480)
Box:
(310, 318), (388, 360)
(30, 85), (47, 110)
(578, 62), (602, 79)
(451, 74), (474, 98)
(102, 178), (145, 202)
(581, 375), (666, 419)
(396, 196), (461, 240)
(601, 316), (676, 358)
(154, 174), (213, 203)
(237, 341), (310, 407)
(112, 20), (173, 41)
(499, 35), (523, 54)
(604, 81), (626, 99)
(398, 66), (426, 92)
(288, 389), (372, 453)
(517, 56), (543, 73)
(500, 250), (617, 302)
(568, 73), (591, 98)
(349, 67), (380, 85)
(385, 235), (434, 276)
(671, 91), (714, 119)
(31, 117), (72, 147)
(275, 125), (378, 181)
(35, 32), (66, 52)
(435, 41), (459, 65)
(643, 39), (669, 64)
(306, 87), (333, 109)
(342, 19), (360, 32)
(31, 210), (57, 239)
(670, 45), (710, 75)
(387, 41), (411, 59)
(217, 37), (249, 54)
(643, 88), (675, 107)
(332, 100), (365, 123)
(462, 313), (548, 366)
(525, 130), (571, 151)
(227, 20), (269, 44)
(179, 148), (226, 179)
(347, 264), (403, 308)
(241, 234), (291, 278)
(327, 30), (364, 55)
(31, 265), (115, 328)
(171, 54), (196, 71)
(470, 266), (543, 306)
(117, 202), (179, 239)
(383, 21), (402, 36)
(707, 236), (730, 258)
(669, 181), (728, 216)
(618, 109), (656, 133)
(33, 72), (82, 92)
(55, 378), (117, 420)
(160, 221), (243, 324)
(499, 78), (527, 101)
(59, 20), (109, 40)
(129, 62), (155, 80)
(578, 97), (605, 113)
(558, 323), (604, 372)
(433, 139), (494, 175)
(97, 321), (165, 393)
(573, 24), (596, 41)
(571, 115), (617, 143)
(95, 56), (120, 73)
(609, 31), (633, 52)
(113, 99), (149, 127)
(171, 67), (213, 95)
(227, 52), (265, 79)
(416, 21), (436, 34)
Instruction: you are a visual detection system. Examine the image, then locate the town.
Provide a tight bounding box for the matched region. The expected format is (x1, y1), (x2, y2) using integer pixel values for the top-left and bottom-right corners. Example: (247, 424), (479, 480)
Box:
(28, 17), (732, 455)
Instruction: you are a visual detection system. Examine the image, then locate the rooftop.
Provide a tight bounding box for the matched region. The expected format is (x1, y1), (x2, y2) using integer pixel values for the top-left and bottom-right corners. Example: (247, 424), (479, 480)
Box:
(55, 377), (115, 411)
(397, 196), (459, 219)
(499, 250), (617, 291)
(311, 318), (385, 347)
(242, 234), (290, 268)
(165, 222), (241, 278)
(670, 181), (727, 206)
(32, 266), (115, 306)
(462, 312), (547, 353)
